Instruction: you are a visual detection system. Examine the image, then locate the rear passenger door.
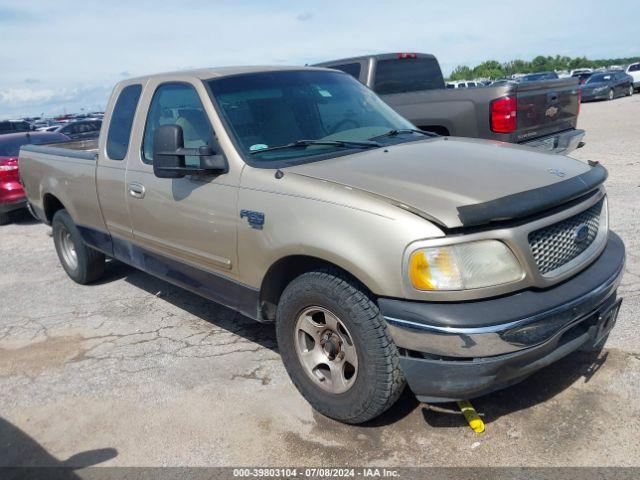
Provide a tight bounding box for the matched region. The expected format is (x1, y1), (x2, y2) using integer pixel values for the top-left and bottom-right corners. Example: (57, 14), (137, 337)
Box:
(97, 83), (143, 241)
(125, 80), (239, 276)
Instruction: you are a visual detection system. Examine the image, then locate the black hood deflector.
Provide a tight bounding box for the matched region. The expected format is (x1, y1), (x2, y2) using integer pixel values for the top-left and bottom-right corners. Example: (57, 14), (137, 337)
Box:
(456, 162), (608, 227)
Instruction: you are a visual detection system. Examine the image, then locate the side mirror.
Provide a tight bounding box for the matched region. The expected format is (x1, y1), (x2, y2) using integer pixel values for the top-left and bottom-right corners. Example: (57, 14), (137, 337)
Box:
(153, 124), (227, 179)
(153, 124), (186, 178)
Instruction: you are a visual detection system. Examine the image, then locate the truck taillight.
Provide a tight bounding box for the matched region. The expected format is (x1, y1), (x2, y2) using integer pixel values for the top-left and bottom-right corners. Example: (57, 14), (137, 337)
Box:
(397, 52), (418, 59)
(490, 96), (517, 133)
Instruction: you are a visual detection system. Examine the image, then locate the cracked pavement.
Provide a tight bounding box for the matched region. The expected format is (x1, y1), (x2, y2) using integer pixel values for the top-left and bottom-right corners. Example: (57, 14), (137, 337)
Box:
(1, 96), (640, 467)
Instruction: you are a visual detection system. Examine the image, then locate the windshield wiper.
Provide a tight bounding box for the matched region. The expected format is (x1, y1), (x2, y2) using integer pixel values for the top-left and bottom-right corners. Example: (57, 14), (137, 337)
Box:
(250, 139), (381, 155)
(368, 128), (438, 141)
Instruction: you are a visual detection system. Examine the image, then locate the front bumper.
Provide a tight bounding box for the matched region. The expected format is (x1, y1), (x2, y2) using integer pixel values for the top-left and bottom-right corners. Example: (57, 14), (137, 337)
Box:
(520, 128), (585, 154)
(379, 232), (625, 402)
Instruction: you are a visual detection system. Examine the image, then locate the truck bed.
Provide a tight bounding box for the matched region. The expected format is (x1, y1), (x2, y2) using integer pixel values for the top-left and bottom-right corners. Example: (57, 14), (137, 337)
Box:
(19, 138), (104, 232)
(20, 138), (99, 161)
(381, 77), (581, 146)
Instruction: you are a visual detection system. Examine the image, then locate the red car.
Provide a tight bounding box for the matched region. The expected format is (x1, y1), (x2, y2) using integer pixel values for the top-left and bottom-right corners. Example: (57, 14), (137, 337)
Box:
(0, 132), (70, 224)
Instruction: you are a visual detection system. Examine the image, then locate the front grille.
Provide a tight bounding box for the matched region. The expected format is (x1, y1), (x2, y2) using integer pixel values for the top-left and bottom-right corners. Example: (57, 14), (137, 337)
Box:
(528, 200), (604, 275)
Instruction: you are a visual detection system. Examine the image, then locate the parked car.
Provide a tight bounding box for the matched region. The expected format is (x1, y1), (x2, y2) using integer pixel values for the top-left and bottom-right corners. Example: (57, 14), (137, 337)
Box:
(446, 80), (480, 88)
(626, 62), (640, 91)
(569, 68), (593, 76)
(519, 71), (560, 82)
(0, 120), (36, 135)
(20, 66), (624, 424)
(316, 53), (584, 154)
(572, 72), (594, 85)
(38, 125), (64, 132)
(489, 79), (517, 87)
(580, 71), (634, 101)
(0, 132), (70, 224)
(53, 119), (102, 140)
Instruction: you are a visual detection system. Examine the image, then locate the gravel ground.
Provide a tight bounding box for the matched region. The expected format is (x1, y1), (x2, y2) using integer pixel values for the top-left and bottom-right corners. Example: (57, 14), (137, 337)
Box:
(1, 95), (639, 468)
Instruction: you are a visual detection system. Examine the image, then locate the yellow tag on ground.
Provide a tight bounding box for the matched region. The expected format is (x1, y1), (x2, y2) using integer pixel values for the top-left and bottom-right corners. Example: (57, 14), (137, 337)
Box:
(457, 400), (485, 433)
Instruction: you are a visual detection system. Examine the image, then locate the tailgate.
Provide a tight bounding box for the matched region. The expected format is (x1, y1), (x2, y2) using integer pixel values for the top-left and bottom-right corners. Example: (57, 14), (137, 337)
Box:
(514, 77), (580, 142)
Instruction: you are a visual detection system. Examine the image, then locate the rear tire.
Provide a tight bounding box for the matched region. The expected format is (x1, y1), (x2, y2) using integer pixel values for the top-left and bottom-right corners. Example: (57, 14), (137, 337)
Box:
(628, 85), (634, 96)
(0, 211), (10, 225)
(52, 210), (105, 284)
(276, 269), (405, 424)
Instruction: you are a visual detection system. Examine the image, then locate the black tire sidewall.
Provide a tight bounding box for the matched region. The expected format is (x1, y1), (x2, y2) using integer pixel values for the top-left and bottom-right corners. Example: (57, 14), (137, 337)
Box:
(276, 272), (400, 423)
(52, 210), (95, 284)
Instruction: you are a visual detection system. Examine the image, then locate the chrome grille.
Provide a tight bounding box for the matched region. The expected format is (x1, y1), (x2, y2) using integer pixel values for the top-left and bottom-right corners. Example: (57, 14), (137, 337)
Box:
(528, 200), (603, 275)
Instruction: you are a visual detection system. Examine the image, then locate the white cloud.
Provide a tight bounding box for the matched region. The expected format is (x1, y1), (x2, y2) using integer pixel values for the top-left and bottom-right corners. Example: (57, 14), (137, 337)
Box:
(0, 85), (112, 117)
(1, 0), (639, 116)
(0, 88), (56, 105)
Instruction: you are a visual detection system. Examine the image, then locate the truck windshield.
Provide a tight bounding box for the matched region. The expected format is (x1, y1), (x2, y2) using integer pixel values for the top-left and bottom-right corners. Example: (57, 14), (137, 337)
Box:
(206, 70), (415, 165)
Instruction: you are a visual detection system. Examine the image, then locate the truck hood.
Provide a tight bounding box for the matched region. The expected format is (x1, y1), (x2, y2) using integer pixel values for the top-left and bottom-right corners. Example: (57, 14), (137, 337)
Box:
(286, 137), (595, 229)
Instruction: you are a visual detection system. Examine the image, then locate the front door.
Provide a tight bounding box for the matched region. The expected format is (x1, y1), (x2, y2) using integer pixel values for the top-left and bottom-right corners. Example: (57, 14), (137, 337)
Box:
(125, 81), (239, 277)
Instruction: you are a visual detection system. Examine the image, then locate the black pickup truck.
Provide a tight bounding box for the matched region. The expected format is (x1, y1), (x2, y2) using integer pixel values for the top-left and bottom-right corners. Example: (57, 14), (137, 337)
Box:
(315, 53), (584, 154)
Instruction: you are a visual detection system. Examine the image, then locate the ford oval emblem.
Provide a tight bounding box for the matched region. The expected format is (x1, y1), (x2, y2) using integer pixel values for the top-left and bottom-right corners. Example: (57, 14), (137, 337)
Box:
(573, 224), (590, 244)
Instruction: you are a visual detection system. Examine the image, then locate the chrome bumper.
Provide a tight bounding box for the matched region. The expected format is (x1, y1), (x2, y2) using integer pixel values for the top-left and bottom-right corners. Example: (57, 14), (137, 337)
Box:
(521, 128), (585, 154)
(381, 233), (625, 358)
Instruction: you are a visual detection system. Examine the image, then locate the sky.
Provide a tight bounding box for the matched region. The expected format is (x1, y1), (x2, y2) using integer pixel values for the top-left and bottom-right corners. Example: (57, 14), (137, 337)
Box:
(1, 0), (639, 118)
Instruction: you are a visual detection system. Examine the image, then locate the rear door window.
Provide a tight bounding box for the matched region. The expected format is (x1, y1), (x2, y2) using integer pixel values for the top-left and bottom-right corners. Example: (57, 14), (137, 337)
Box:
(373, 57), (445, 94)
(106, 84), (142, 160)
(142, 83), (214, 166)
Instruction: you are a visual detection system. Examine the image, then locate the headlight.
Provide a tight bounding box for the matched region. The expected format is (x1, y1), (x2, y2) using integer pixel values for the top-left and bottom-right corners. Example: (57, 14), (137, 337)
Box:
(593, 86), (608, 93)
(408, 240), (523, 291)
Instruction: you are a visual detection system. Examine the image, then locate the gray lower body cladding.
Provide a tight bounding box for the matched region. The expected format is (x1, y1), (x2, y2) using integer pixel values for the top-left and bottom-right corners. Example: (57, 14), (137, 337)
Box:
(379, 232), (625, 402)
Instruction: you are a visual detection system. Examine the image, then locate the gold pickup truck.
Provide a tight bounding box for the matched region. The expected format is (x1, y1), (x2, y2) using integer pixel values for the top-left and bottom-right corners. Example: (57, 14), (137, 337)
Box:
(19, 66), (625, 424)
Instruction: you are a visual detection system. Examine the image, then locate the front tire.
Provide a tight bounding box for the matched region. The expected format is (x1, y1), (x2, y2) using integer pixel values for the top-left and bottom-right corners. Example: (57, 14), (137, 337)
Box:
(52, 210), (105, 284)
(608, 89), (614, 101)
(276, 270), (405, 424)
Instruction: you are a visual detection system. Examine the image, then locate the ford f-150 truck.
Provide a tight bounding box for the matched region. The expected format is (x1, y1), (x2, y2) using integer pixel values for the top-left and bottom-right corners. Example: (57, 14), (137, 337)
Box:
(20, 66), (624, 424)
(315, 53), (585, 154)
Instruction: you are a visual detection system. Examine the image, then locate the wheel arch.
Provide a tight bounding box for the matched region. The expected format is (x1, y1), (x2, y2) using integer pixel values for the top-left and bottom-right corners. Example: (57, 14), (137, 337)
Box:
(259, 254), (374, 322)
(42, 193), (66, 224)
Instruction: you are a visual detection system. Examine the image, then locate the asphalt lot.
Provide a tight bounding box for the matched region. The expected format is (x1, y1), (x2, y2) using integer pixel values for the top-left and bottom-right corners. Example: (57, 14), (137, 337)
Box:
(1, 95), (639, 468)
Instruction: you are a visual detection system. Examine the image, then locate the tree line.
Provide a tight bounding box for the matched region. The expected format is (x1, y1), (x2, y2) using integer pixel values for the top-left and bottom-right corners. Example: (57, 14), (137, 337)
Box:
(448, 55), (640, 80)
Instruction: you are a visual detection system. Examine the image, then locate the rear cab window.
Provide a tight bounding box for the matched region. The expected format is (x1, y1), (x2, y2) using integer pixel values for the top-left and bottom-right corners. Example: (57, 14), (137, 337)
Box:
(327, 63), (362, 80)
(106, 84), (143, 160)
(373, 57), (445, 95)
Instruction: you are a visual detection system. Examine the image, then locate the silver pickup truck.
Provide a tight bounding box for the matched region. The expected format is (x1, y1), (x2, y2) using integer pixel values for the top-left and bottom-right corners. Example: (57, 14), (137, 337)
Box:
(20, 66), (624, 424)
(316, 53), (585, 154)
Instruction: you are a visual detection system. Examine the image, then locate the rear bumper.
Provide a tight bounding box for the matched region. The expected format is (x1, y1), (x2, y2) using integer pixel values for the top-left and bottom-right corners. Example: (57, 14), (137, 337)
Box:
(0, 197), (27, 214)
(379, 232), (625, 402)
(520, 128), (585, 154)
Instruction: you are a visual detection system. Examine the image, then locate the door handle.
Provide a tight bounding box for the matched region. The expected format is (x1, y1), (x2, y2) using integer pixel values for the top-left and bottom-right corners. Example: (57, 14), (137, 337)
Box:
(128, 182), (145, 199)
